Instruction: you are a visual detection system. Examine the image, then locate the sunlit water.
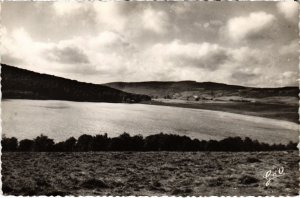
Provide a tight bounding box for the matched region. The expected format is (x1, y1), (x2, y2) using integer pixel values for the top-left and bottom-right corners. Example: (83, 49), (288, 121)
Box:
(1, 100), (298, 143)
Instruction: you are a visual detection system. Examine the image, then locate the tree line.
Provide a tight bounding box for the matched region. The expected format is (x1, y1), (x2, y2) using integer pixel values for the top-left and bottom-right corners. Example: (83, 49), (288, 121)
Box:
(1, 133), (297, 152)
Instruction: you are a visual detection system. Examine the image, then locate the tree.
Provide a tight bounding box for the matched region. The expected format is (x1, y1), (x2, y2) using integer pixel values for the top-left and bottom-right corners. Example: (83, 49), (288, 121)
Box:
(131, 135), (144, 151)
(34, 134), (54, 152)
(144, 134), (161, 151)
(286, 141), (297, 150)
(108, 133), (130, 151)
(243, 137), (254, 151)
(64, 137), (77, 151)
(76, 134), (93, 151)
(2, 137), (18, 151)
(219, 137), (243, 151)
(92, 133), (109, 151)
(19, 139), (34, 151)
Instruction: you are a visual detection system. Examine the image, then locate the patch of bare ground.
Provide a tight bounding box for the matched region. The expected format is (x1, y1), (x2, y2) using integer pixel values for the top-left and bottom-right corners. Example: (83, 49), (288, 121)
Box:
(2, 151), (299, 196)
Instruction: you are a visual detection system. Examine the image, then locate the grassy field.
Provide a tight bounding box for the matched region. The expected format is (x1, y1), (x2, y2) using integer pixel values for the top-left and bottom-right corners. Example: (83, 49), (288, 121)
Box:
(150, 100), (298, 123)
(2, 151), (299, 196)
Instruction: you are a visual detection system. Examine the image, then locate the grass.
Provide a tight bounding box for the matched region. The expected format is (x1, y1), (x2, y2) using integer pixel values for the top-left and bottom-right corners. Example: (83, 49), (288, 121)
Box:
(2, 151), (299, 196)
(150, 100), (298, 123)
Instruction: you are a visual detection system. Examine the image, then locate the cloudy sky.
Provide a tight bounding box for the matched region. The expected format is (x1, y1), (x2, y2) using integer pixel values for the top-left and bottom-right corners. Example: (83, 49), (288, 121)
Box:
(1, 1), (299, 87)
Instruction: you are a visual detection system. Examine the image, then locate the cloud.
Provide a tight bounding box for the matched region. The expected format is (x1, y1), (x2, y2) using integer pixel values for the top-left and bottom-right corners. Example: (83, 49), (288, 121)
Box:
(2, 28), (63, 73)
(280, 40), (298, 56)
(142, 8), (170, 34)
(47, 45), (89, 64)
(92, 2), (127, 32)
(2, 2), (298, 87)
(3, 27), (296, 87)
(203, 20), (223, 29)
(277, 71), (298, 87)
(224, 12), (275, 42)
(1, 27), (138, 80)
(231, 71), (260, 83)
(52, 2), (84, 16)
(52, 2), (128, 32)
(278, 40), (299, 74)
(2, 54), (23, 65)
(277, 1), (298, 21)
(171, 3), (191, 14)
(89, 31), (134, 53)
(148, 40), (230, 70)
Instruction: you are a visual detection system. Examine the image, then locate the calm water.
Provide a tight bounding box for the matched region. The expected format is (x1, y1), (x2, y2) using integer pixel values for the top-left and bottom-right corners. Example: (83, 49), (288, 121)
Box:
(2, 100), (298, 143)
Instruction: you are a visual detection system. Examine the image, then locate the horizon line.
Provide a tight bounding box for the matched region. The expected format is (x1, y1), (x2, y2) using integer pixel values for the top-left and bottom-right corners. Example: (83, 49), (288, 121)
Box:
(1, 63), (298, 89)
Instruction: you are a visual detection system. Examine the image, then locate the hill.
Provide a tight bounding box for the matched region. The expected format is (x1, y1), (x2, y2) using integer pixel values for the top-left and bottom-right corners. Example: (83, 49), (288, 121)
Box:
(105, 81), (298, 104)
(1, 64), (150, 103)
(105, 81), (298, 123)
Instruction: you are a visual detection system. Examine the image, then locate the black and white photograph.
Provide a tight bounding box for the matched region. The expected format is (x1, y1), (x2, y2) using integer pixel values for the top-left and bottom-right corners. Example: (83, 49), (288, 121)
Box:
(1, 1), (299, 196)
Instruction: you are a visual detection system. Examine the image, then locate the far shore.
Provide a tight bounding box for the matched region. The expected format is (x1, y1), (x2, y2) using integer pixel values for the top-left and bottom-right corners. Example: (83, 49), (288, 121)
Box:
(146, 99), (298, 123)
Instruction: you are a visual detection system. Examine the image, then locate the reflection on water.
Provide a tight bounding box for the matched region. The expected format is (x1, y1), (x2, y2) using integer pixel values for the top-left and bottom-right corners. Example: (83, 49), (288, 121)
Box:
(2, 100), (298, 143)
(38, 105), (69, 109)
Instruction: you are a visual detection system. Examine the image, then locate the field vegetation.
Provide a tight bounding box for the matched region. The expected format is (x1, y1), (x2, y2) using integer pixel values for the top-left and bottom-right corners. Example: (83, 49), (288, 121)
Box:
(151, 100), (298, 123)
(2, 133), (297, 152)
(2, 151), (298, 196)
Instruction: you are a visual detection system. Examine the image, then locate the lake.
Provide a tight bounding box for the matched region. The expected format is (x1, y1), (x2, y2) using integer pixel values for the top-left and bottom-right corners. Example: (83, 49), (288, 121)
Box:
(2, 100), (298, 143)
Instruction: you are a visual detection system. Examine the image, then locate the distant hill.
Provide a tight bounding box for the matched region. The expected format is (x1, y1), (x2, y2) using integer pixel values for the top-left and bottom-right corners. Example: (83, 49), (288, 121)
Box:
(2, 64), (297, 105)
(1, 64), (150, 103)
(105, 81), (298, 102)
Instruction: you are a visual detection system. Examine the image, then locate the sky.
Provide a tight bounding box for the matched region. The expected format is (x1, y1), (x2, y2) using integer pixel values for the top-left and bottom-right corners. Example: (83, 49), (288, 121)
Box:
(1, 1), (299, 87)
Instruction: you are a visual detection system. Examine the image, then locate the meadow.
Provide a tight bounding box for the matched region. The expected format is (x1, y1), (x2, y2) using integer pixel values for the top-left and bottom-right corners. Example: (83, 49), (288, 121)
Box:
(2, 151), (298, 196)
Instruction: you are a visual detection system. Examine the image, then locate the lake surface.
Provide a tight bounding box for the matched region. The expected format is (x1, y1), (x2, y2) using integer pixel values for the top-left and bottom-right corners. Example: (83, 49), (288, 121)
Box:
(2, 100), (298, 143)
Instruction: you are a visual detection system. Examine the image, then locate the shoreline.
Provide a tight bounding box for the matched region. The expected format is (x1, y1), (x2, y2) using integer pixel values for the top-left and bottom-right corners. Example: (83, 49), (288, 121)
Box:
(147, 100), (298, 124)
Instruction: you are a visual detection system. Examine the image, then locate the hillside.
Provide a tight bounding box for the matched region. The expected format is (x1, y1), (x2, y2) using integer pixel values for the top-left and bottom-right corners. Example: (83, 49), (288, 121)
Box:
(1, 64), (150, 103)
(105, 81), (298, 104)
(105, 81), (298, 123)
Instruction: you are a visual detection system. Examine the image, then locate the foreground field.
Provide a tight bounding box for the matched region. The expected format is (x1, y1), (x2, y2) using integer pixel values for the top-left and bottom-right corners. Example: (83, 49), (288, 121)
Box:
(2, 151), (299, 196)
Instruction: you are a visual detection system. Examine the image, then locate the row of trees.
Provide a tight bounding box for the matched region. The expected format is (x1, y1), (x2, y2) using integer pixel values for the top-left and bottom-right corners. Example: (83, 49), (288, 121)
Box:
(1, 133), (297, 152)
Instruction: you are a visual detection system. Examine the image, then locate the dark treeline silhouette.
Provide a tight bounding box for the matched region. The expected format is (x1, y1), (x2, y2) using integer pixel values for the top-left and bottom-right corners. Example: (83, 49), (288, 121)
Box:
(1, 133), (297, 152)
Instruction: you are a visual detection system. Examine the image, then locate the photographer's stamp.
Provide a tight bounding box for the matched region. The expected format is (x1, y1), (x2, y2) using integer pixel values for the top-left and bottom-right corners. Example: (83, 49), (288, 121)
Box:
(264, 167), (286, 187)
